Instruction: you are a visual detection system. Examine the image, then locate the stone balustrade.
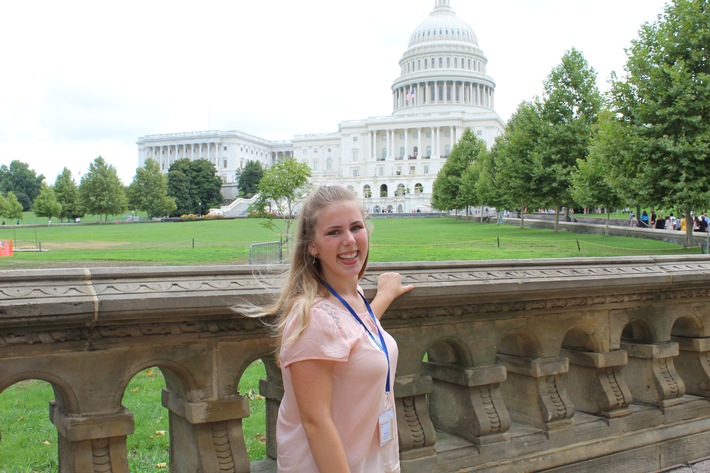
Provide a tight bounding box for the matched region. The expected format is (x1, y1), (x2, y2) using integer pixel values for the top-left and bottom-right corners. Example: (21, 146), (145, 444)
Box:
(2, 255), (710, 472)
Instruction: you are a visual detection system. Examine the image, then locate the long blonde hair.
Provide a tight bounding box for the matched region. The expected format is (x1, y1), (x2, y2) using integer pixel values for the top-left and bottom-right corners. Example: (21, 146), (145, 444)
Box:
(247, 185), (369, 350)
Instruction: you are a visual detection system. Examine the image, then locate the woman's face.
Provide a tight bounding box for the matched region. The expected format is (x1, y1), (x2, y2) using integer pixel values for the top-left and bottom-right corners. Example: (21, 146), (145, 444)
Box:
(309, 200), (368, 285)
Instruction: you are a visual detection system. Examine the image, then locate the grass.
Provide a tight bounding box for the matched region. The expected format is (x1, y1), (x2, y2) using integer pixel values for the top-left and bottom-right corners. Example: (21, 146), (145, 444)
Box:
(0, 362), (266, 473)
(0, 216), (700, 269)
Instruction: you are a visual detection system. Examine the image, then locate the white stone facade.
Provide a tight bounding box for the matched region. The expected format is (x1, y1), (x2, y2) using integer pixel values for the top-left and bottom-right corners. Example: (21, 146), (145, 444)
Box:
(136, 0), (504, 211)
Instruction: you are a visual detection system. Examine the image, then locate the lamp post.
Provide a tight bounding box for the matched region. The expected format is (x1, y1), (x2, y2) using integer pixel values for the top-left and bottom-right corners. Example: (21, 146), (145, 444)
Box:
(198, 202), (202, 218)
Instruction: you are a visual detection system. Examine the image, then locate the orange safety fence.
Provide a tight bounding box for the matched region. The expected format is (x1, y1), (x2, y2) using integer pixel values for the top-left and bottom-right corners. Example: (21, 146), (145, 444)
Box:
(0, 239), (13, 257)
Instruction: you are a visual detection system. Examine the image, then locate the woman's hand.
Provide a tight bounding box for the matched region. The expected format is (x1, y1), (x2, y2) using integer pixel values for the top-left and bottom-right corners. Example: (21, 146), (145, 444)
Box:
(371, 272), (414, 319)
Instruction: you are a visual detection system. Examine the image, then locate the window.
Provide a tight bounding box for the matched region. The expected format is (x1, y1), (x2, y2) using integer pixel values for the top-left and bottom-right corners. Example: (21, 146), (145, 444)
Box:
(477, 130), (483, 136)
(396, 167), (402, 176)
(327, 158), (333, 170)
(352, 168), (360, 178)
(352, 136), (358, 142)
(363, 185), (372, 198)
(399, 146), (405, 157)
(223, 146), (227, 151)
(352, 150), (359, 161)
(424, 165), (429, 174)
(426, 132), (432, 138)
(381, 148), (387, 159)
(415, 183), (423, 194)
(409, 166), (416, 175)
(378, 167), (384, 177)
(223, 159), (227, 168)
(399, 133), (404, 139)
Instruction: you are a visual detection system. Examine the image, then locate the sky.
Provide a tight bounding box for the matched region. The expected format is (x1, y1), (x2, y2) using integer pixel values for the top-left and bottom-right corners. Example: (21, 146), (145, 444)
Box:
(0, 0), (669, 185)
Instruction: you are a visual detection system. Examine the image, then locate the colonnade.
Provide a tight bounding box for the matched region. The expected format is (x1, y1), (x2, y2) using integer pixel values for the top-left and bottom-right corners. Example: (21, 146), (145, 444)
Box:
(139, 143), (223, 172)
(393, 80), (494, 111)
(370, 125), (459, 160)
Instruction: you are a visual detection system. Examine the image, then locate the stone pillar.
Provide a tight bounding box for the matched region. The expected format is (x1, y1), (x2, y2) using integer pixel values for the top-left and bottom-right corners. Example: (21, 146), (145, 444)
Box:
(562, 349), (632, 418)
(404, 128), (409, 158)
(395, 374), (437, 473)
(162, 389), (251, 473)
(498, 355), (575, 430)
(50, 402), (134, 473)
(259, 376), (284, 460)
(674, 336), (710, 397)
(621, 341), (685, 407)
(426, 362), (511, 445)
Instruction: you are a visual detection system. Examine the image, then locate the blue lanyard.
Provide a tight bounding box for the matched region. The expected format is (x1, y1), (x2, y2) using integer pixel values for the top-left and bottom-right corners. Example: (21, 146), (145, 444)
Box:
(324, 281), (391, 394)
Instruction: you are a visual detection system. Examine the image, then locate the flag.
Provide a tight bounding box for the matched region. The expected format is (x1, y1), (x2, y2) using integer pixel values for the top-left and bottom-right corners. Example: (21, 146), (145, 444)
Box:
(406, 89), (415, 101)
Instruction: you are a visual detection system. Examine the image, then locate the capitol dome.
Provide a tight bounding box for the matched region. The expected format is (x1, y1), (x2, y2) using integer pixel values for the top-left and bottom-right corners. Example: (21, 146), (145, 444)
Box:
(391, 0), (496, 116)
(408, 0), (478, 47)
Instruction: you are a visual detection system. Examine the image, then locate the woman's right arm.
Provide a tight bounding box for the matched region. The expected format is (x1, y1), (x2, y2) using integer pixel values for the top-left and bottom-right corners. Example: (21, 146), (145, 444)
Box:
(290, 358), (351, 473)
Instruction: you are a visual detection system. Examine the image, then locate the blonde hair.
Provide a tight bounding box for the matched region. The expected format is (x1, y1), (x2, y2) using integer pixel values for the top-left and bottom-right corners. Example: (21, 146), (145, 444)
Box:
(247, 185), (369, 351)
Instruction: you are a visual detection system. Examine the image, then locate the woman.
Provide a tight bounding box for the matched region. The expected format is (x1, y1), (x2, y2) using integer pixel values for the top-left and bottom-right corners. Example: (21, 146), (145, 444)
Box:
(252, 185), (413, 473)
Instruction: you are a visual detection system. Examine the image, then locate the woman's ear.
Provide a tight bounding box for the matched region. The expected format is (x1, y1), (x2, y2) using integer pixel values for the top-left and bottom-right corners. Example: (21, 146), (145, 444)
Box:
(308, 241), (317, 256)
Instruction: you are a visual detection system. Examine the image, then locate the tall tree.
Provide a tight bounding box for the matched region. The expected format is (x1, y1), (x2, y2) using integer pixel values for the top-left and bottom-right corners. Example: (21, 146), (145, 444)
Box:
(33, 185), (62, 223)
(571, 111), (627, 234)
(54, 168), (83, 222)
(249, 158), (312, 243)
(534, 48), (603, 232)
(79, 156), (128, 222)
(493, 101), (545, 228)
(431, 129), (483, 216)
(166, 158), (223, 216)
(128, 158), (176, 219)
(238, 160), (264, 198)
(0, 161), (45, 210)
(610, 0), (710, 246)
(2, 192), (25, 222)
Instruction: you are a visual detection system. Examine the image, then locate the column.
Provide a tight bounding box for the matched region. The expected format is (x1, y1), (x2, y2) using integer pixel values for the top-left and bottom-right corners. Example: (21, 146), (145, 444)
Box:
(426, 362), (511, 445)
(404, 128), (409, 158)
(621, 341), (685, 407)
(418, 127), (422, 158)
(434, 127), (439, 157)
(395, 374), (437, 472)
(50, 402), (134, 473)
(162, 389), (251, 473)
(386, 130), (391, 159)
(498, 355), (575, 431)
(674, 336), (710, 397)
(562, 349), (632, 418)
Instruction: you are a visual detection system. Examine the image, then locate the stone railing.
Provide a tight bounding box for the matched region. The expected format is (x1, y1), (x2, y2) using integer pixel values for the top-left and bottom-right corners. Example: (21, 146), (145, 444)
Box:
(3, 255), (710, 472)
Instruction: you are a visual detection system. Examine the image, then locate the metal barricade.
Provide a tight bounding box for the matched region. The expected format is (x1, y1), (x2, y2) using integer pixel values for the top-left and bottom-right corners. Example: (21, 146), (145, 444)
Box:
(249, 241), (282, 265)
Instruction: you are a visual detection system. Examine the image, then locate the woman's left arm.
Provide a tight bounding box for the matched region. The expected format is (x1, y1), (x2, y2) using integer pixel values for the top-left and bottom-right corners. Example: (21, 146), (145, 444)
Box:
(369, 272), (414, 319)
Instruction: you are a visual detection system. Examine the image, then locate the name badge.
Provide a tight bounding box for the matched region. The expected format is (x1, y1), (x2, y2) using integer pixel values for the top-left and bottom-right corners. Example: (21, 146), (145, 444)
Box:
(378, 408), (395, 446)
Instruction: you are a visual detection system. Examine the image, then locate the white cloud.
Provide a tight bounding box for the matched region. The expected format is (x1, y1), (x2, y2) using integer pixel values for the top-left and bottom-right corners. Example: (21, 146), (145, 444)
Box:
(0, 0), (668, 184)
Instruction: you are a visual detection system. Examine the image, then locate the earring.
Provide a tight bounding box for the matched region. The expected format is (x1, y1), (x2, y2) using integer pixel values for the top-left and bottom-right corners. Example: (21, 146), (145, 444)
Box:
(312, 254), (319, 264)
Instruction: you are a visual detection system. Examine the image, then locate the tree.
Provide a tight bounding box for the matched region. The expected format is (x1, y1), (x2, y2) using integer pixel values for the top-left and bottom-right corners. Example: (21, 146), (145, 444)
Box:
(166, 158), (223, 216)
(0, 161), (45, 210)
(33, 185), (62, 223)
(238, 160), (264, 198)
(534, 48), (603, 232)
(128, 158), (176, 219)
(54, 168), (83, 222)
(431, 129), (484, 216)
(492, 101), (545, 228)
(610, 0), (710, 246)
(249, 158), (312, 243)
(2, 192), (24, 222)
(571, 110), (627, 234)
(79, 156), (128, 222)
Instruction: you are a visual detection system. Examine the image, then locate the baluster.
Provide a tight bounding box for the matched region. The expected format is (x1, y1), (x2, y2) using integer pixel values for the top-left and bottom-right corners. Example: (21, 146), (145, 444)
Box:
(621, 341), (685, 408)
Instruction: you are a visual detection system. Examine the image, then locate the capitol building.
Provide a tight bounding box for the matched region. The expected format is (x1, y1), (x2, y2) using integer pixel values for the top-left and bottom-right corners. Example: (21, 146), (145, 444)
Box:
(136, 0), (504, 214)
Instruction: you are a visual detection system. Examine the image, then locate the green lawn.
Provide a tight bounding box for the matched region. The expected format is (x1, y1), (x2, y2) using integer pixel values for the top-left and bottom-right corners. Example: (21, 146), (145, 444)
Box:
(0, 217), (698, 269)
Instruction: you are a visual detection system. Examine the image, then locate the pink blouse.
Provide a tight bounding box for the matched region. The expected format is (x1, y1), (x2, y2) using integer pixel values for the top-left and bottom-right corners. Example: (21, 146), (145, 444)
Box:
(277, 299), (400, 473)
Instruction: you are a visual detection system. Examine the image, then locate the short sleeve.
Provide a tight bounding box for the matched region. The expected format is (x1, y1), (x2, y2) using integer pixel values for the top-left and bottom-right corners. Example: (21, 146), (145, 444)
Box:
(280, 301), (358, 368)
